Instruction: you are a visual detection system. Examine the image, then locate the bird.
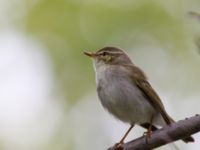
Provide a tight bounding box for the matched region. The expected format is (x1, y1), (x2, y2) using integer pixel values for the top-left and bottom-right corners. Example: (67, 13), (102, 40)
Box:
(83, 46), (194, 148)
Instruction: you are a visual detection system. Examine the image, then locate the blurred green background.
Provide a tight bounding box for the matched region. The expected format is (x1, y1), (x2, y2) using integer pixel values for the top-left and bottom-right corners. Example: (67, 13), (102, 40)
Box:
(0, 0), (200, 150)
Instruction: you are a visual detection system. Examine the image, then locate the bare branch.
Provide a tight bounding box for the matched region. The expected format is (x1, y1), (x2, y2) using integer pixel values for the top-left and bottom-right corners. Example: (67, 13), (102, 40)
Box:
(108, 115), (200, 150)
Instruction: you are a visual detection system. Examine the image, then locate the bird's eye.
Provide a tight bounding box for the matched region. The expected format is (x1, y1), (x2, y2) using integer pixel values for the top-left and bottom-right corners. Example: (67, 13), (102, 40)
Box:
(102, 52), (108, 56)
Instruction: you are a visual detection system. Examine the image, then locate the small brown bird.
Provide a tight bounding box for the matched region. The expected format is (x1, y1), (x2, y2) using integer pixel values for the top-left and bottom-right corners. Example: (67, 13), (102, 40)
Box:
(84, 47), (194, 147)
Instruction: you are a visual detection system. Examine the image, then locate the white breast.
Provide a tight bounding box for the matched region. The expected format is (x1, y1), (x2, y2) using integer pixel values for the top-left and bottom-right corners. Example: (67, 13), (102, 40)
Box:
(95, 65), (158, 125)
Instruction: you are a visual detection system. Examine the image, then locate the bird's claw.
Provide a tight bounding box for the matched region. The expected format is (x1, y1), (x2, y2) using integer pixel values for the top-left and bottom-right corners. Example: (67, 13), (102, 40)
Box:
(114, 142), (124, 150)
(143, 130), (152, 138)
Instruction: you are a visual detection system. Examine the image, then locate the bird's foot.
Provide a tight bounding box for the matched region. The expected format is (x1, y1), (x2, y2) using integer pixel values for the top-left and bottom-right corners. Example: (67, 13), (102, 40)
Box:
(143, 130), (152, 138)
(114, 142), (124, 150)
(143, 130), (152, 144)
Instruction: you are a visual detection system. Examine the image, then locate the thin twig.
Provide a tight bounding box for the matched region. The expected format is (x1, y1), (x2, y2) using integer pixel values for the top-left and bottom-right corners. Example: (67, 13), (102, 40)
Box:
(108, 115), (200, 150)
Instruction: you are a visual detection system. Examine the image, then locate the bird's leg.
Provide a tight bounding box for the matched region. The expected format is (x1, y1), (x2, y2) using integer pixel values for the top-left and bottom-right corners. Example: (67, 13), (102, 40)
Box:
(115, 124), (134, 149)
(142, 115), (154, 147)
(119, 124), (134, 144)
(147, 115), (154, 138)
(143, 115), (154, 138)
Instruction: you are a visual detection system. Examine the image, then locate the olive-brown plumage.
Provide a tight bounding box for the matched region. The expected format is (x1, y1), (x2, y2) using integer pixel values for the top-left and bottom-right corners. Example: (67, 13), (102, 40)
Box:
(84, 47), (194, 145)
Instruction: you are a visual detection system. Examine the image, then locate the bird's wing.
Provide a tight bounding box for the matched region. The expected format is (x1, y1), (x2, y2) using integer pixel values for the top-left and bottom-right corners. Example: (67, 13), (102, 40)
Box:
(126, 65), (171, 125)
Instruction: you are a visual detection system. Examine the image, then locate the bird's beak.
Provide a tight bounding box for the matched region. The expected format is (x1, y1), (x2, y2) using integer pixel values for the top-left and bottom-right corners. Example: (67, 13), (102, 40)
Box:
(83, 51), (97, 58)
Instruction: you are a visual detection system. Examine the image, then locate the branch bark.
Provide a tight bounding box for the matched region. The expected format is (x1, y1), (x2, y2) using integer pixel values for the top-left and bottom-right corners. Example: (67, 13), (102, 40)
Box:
(108, 115), (200, 150)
